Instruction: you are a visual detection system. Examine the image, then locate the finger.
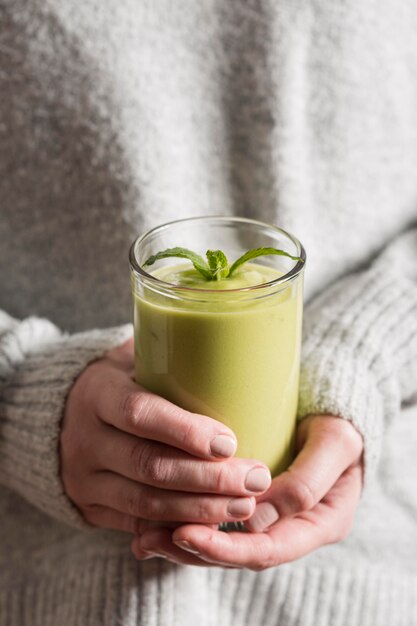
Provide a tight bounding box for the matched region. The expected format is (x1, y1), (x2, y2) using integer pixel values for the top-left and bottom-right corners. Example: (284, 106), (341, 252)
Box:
(81, 472), (256, 523)
(246, 416), (363, 531)
(82, 504), (139, 534)
(92, 426), (271, 495)
(171, 464), (362, 569)
(82, 505), (182, 536)
(131, 529), (229, 566)
(92, 366), (238, 460)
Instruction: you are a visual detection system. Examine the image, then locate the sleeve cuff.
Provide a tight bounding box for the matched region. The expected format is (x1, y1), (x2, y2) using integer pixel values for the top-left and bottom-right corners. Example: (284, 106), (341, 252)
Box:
(298, 349), (386, 484)
(0, 321), (133, 529)
(297, 264), (417, 483)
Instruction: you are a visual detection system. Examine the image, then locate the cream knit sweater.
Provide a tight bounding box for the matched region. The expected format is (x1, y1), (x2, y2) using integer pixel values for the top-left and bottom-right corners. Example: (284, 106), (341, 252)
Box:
(1, 1), (417, 624)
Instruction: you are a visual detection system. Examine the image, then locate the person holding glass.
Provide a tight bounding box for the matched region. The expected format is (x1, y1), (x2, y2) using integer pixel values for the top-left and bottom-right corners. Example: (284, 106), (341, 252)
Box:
(1, 1), (416, 625)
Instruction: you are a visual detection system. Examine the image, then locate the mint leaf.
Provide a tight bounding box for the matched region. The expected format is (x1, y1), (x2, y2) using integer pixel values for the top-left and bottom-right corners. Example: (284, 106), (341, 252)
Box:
(206, 249), (229, 280)
(227, 247), (303, 277)
(143, 247), (212, 280)
(143, 245), (303, 282)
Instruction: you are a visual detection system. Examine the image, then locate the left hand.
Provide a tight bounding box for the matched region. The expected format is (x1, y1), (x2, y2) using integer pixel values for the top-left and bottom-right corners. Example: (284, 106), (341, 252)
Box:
(131, 414), (364, 568)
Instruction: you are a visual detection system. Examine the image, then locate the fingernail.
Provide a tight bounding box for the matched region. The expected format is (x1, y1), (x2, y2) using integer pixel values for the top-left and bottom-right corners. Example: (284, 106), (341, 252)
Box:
(247, 502), (279, 533)
(245, 467), (272, 493)
(210, 435), (237, 458)
(144, 551), (167, 559)
(227, 497), (253, 518)
(174, 540), (200, 555)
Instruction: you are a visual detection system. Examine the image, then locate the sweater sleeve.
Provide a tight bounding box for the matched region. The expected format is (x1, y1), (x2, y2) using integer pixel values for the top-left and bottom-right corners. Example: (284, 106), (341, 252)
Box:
(298, 227), (417, 482)
(0, 311), (132, 528)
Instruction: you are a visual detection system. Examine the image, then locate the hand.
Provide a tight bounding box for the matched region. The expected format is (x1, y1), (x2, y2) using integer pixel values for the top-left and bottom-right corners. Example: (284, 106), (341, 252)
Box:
(60, 339), (272, 533)
(132, 414), (364, 567)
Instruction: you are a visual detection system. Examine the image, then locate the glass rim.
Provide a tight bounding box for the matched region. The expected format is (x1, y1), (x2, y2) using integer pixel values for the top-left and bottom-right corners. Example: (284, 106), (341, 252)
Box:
(129, 216), (306, 294)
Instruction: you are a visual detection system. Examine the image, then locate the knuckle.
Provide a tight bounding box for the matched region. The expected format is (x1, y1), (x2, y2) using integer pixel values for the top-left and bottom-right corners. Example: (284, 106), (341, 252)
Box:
(317, 417), (363, 456)
(122, 390), (153, 429)
(122, 391), (141, 426)
(147, 455), (175, 485)
(286, 473), (316, 512)
(194, 499), (215, 521)
(131, 440), (174, 485)
(175, 413), (199, 447)
(329, 418), (354, 441)
(130, 439), (150, 477)
(211, 463), (234, 493)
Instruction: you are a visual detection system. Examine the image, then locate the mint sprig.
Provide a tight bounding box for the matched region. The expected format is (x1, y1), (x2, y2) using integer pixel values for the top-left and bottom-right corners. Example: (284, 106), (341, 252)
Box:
(143, 246), (303, 281)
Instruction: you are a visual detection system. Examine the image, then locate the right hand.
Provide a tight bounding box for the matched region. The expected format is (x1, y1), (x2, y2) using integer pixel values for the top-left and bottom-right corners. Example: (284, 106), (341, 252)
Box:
(60, 339), (272, 534)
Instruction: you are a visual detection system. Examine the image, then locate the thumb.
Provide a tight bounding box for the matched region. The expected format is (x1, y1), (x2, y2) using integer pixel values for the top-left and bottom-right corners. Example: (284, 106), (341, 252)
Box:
(246, 415), (363, 533)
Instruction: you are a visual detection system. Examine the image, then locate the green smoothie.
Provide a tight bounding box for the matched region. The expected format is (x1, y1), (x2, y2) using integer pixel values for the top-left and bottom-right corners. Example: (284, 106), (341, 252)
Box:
(133, 262), (303, 476)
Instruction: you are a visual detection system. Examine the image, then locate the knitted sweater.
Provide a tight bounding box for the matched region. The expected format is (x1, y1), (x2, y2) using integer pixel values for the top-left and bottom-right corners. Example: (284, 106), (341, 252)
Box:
(1, 1), (417, 625)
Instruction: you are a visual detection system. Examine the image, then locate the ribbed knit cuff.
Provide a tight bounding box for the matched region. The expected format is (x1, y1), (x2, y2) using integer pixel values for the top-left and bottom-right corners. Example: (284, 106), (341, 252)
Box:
(298, 264), (417, 482)
(0, 319), (133, 528)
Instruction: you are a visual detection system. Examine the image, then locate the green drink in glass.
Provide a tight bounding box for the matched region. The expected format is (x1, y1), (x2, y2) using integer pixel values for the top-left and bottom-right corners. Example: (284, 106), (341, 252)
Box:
(130, 216), (305, 477)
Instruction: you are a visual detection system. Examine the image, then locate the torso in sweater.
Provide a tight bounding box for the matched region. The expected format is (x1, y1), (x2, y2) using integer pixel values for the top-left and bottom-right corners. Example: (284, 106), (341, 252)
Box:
(1, 2), (417, 626)
(1, 0), (417, 331)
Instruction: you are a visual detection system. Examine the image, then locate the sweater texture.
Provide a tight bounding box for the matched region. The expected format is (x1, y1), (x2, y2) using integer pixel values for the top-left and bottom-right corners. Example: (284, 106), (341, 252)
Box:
(1, 1), (417, 624)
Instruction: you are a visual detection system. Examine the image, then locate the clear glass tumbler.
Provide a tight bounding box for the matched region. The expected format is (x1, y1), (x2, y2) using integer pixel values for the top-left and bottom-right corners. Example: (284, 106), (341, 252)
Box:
(130, 216), (306, 477)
